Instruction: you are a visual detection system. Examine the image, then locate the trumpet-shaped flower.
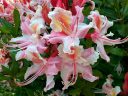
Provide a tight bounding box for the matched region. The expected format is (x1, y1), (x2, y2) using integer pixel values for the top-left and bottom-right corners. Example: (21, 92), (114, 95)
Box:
(58, 44), (99, 89)
(94, 75), (121, 96)
(16, 56), (62, 92)
(10, 20), (47, 61)
(88, 10), (128, 62)
(46, 6), (92, 54)
(102, 75), (121, 96)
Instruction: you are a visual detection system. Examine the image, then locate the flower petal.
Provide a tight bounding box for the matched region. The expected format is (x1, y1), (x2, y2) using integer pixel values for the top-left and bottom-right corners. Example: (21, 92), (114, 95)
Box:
(44, 75), (55, 92)
(62, 36), (80, 54)
(96, 41), (110, 62)
(48, 7), (72, 34)
(78, 65), (98, 82)
(82, 47), (99, 65)
(16, 50), (26, 61)
(24, 64), (40, 80)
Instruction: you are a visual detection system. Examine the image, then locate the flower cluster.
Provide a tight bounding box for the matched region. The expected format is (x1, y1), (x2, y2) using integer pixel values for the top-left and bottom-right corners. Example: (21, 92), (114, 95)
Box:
(0, 0), (128, 93)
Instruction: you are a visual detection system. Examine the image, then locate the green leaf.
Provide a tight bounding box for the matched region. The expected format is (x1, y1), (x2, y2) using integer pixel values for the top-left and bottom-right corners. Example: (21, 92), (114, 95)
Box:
(93, 70), (103, 78)
(106, 46), (128, 56)
(0, 18), (14, 34)
(0, 73), (10, 81)
(1, 65), (10, 75)
(68, 88), (81, 96)
(13, 9), (21, 36)
(117, 24), (128, 37)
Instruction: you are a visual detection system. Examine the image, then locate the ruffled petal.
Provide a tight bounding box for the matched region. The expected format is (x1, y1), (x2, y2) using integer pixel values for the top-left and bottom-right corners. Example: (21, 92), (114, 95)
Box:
(48, 7), (72, 34)
(44, 57), (61, 75)
(82, 47), (99, 65)
(62, 36), (80, 54)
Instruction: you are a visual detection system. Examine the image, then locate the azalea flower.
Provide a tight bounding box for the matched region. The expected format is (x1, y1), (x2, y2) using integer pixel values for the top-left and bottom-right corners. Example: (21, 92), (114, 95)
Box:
(15, 56), (62, 92)
(10, 20), (47, 61)
(45, 6), (92, 54)
(58, 44), (99, 89)
(94, 75), (121, 96)
(0, 0), (14, 21)
(0, 47), (10, 71)
(87, 10), (128, 62)
(16, 2), (50, 34)
(102, 75), (121, 96)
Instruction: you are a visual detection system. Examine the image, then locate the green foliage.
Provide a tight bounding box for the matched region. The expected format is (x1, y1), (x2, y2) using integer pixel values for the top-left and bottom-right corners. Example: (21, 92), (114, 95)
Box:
(13, 9), (21, 36)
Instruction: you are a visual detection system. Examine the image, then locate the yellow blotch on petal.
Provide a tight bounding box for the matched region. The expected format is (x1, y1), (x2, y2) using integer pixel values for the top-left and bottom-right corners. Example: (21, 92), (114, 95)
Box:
(49, 7), (72, 35)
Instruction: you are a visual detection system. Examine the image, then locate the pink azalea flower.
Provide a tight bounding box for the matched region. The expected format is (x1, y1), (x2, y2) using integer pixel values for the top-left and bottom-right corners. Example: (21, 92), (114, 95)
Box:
(45, 6), (92, 54)
(0, 47), (10, 71)
(0, 0), (14, 21)
(102, 75), (121, 96)
(87, 10), (128, 62)
(15, 56), (62, 92)
(10, 20), (47, 61)
(58, 44), (99, 89)
(94, 75), (121, 96)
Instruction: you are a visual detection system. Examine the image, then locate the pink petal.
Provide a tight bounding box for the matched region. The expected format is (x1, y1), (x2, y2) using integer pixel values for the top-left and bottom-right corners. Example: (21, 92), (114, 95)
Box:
(102, 36), (128, 45)
(44, 57), (61, 75)
(62, 36), (80, 53)
(61, 63), (77, 90)
(82, 47), (99, 65)
(16, 50), (26, 61)
(78, 65), (98, 82)
(21, 20), (33, 35)
(15, 66), (44, 86)
(24, 64), (40, 80)
(75, 23), (92, 38)
(44, 75), (55, 92)
(96, 41), (110, 62)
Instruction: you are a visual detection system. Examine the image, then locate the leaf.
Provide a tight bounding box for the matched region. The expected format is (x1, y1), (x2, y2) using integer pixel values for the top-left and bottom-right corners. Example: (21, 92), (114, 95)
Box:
(1, 65), (10, 75)
(68, 88), (81, 96)
(106, 46), (128, 56)
(0, 18), (14, 34)
(93, 70), (103, 78)
(83, 6), (91, 16)
(0, 73), (10, 81)
(13, 9), (21, 36)
(117, 24), (128, 37)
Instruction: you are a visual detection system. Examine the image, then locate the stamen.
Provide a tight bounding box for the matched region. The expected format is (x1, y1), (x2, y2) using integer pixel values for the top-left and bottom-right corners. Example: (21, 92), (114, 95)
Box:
(15, 65), (45, 86)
